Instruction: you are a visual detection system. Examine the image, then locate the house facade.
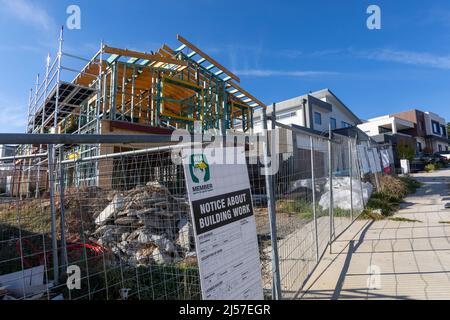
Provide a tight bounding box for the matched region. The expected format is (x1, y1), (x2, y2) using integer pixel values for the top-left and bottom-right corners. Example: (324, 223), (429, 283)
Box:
(358, 109), (449, 155)
(252, 88), (362, 133)
(248, 89), (364, 183)
(0, 145), (18, 195)
(0, 145), (18, 162)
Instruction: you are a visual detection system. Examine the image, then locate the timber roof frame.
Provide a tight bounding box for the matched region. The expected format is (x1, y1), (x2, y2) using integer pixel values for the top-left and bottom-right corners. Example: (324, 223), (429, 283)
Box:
(71, 35), (267, 112)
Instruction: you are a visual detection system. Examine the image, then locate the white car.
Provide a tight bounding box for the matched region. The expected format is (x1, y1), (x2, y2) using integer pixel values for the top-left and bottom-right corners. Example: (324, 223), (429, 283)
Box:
(436, 151), (450, 161)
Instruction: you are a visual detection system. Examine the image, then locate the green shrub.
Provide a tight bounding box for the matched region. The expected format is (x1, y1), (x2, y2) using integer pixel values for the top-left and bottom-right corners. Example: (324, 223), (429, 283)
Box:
(371, 192), (402, 204)
(425, 164), (436, 172)
(396, 143), (415, 161)
(367, 193), (400, 216)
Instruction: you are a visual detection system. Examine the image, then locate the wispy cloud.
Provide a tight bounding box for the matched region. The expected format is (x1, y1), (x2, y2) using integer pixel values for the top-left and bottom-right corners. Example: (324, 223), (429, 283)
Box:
(234, 69), (339, 78)
(0, 44), (45, 54)
(0, 0), (54, 31)
(0, 93), (27, 133)
(355, 48), (450, 70)
(277, 49), (303, 59)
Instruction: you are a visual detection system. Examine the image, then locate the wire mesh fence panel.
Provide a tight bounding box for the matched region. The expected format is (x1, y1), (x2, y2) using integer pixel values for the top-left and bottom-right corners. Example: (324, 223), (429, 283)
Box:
(0, 143), (202, 300)
(271, 130), (317, 298)
(0, 130), (375, 300)
(61, 144), (201, 300)
(0, 141), (278, 300)
(311, 136), (331, 260)
(247, 153), (274, 300)
(330, 135), (357, 238)
(0, 157), (55, 300)
(350, 139), (365, 218)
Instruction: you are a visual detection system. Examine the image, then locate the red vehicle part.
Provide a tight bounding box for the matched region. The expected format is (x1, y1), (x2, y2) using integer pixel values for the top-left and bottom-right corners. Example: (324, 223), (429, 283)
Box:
(16, 239), (106, 269)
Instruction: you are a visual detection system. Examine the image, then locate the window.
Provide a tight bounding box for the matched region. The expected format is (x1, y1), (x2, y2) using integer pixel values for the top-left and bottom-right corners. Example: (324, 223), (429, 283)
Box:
(417, 142), (422, 153)
(314, 112), (322, 125)
(440, 125), (447, 137)
(276, 112), (296, 121)
(341, 121), (352, 128)
(446, 146), (449, 151)
(330, 118), (337, 129)
(439, 144), (443, 152)
(432, 121), (440, 135)
(379, 126), (392, 134)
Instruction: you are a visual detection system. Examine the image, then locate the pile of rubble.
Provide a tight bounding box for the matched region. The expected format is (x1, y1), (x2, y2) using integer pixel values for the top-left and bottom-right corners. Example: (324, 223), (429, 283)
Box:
(92, 181), (195, 267)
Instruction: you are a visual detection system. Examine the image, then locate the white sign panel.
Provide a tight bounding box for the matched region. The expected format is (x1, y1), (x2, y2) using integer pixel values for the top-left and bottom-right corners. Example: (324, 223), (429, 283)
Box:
(182, 146), (264, 300)
(380, 149), (391, 169)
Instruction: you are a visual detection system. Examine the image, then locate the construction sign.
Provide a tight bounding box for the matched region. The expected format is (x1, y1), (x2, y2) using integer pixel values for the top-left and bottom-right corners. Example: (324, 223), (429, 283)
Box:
(182, 146), (264, 300)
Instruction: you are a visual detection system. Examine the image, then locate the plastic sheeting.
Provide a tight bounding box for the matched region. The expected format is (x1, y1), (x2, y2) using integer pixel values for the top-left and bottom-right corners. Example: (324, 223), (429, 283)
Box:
(318, 177), (373, 211)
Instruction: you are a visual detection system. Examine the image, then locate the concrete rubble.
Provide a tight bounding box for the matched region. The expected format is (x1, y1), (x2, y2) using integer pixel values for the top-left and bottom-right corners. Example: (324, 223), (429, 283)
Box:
(92, 181), (195, 267)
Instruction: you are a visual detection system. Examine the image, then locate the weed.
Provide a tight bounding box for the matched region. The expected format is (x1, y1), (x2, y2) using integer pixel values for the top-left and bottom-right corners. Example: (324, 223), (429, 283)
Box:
(358, 209), (384, 221)
(363, 176), (422, 220)
(388, 217), (422, 223)
(367, 193), (400, 216)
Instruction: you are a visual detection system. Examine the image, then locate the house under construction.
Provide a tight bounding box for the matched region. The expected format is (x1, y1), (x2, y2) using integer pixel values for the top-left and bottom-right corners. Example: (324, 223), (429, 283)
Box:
(19, 30), (266, 191)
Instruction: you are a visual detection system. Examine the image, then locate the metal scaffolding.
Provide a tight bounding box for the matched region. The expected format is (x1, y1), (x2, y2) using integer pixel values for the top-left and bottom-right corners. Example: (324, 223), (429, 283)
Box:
(18, 28), (266, 192)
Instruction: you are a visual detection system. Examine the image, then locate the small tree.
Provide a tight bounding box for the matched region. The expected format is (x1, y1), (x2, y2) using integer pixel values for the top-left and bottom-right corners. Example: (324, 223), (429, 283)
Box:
(397, 142), (415, 161)
(447, 122), (450, 138)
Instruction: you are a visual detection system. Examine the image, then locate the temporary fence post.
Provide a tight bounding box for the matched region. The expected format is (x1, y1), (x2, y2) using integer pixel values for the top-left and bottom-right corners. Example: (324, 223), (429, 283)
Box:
(348, 139), (354, 221)
(59, 148), (68, 272)
(368, 141), (381, 191)
(262, 105), (282, 300)
(48, 144), (59, 284)
(328, 124), (334, 253)
(355, 136), (366, 211)
(310, 136), (319, 262)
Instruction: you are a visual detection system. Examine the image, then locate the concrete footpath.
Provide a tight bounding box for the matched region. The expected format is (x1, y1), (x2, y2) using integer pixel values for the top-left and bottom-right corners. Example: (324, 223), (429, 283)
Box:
(298, 168), (450, 300)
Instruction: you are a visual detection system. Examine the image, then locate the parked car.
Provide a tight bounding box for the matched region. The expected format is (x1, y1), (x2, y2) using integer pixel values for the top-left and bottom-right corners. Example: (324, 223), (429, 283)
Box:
(432, 152), (449, 166)
(410, 156), (427, 173)
(411, 152), (448, 172)
(436, 151), (450, 161)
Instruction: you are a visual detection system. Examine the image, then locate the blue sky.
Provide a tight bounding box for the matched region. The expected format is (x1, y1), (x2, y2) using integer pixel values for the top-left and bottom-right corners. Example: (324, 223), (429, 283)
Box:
(0, 0), (450, 132)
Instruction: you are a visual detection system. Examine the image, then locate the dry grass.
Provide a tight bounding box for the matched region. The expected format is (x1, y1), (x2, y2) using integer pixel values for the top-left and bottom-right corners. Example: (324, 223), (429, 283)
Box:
(362, 175), (422, 221)
(376, 175), (422, 199)
(380, 175), (409, 198)
(389, 217), (423, 223)
(0, 186), (110, 243)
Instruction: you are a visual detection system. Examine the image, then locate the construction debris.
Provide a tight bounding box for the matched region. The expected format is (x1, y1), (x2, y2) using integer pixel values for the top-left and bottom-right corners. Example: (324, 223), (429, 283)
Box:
(0, 265), (50, 299)
(93, 181), (195, 267)
(319, 177), (373, 211)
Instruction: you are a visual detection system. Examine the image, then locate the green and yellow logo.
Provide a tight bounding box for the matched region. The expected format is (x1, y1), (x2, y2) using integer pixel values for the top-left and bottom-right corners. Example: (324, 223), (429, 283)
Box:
(189, 154), (210, 184)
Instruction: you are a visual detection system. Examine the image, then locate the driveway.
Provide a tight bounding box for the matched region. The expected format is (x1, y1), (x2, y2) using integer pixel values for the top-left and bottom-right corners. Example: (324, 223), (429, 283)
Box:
(297, 168), (450, 300)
